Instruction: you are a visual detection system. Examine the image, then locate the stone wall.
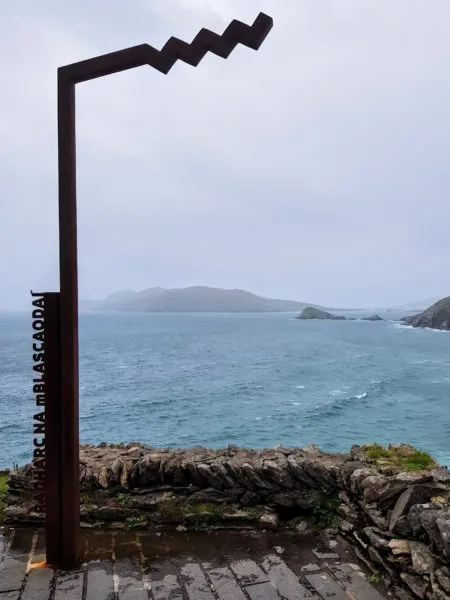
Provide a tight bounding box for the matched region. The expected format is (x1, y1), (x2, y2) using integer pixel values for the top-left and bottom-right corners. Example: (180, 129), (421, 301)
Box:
(5, 442), (450, 599)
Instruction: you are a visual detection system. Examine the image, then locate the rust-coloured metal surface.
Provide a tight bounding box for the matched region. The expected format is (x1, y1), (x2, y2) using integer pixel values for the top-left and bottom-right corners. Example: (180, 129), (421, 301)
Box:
(54, 12), (272, 568)
(59, 12), (273, 82)
(57, 77), (79, 569)
(42, 293), (62, 566)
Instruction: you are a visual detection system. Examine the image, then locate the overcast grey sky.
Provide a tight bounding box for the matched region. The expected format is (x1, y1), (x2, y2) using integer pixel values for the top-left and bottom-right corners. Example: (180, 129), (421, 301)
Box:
(1, 0), (450, 309)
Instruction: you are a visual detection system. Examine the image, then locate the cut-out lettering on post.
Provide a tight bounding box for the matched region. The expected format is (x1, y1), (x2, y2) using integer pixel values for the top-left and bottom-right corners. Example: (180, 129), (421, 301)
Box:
(31, 291), (46, 512)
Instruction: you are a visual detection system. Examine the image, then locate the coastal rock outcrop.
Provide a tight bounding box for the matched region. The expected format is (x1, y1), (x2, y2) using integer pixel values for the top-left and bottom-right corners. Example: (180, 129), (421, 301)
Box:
(362, 314), (384, 322)
(402, 297), (450, 331)
(295, 307), (345, 320)
(4, 443), (450, 599)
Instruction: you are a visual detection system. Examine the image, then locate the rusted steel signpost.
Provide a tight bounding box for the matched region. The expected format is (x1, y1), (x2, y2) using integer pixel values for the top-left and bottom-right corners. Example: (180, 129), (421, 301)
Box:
(35, 12), (272, 567)
(31, 292), (62, 562)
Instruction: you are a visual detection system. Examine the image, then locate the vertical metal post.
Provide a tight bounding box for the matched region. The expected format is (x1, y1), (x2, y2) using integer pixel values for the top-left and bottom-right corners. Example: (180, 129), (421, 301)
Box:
(43, 293), (63, 565)
(57, 74), (80, 567)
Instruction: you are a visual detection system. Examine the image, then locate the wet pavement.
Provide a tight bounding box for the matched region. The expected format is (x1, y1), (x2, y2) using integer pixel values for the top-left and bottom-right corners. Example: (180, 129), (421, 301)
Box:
(0, 527), (390, 599)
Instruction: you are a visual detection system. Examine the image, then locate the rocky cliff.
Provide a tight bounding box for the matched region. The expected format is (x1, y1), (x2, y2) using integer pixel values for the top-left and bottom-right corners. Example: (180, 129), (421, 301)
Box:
(402, 297), (450, 331)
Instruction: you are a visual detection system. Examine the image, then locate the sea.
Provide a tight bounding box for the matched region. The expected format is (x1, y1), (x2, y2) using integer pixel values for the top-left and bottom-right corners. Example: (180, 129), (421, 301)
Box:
(1, 309), (450, 470)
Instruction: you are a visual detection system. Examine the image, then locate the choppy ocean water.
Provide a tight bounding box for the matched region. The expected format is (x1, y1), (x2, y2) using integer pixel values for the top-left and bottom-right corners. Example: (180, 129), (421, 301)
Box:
(1, 310), (449, 469)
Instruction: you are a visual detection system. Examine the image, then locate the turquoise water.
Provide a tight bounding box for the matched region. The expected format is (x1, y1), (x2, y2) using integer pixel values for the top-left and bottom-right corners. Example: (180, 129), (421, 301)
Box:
(1, 310), (450, 469)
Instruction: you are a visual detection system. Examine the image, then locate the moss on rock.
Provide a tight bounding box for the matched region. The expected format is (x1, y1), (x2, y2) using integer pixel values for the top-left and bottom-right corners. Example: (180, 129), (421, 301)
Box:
(363, 444), (436, 471)
(0, 471), (8, 523)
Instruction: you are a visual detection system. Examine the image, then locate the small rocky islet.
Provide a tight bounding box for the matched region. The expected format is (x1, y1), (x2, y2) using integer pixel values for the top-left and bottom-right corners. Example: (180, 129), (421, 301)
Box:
(363, 313), (384, 321)
(295, 306), (384, 322)
(295, 306), (346, 320)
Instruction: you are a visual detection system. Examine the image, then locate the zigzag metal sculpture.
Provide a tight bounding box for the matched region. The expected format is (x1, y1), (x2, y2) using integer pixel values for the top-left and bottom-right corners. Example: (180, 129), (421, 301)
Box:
(60, 12), (273, 83)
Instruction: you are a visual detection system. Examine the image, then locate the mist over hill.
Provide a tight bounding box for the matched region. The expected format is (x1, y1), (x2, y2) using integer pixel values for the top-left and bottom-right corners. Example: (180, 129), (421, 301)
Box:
(93, 286), (325, 313)
(393, 298), (441, 312)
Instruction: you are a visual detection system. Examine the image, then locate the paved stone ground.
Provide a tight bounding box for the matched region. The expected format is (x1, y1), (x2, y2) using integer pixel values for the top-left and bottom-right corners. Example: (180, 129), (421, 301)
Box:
(0, 527), (390, 600)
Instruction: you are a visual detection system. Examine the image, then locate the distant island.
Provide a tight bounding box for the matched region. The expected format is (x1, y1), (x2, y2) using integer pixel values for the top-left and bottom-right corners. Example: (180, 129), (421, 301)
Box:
(295, 307), (384, 322)
(92, 286), (327, 313)
(401, 296), (450, 331)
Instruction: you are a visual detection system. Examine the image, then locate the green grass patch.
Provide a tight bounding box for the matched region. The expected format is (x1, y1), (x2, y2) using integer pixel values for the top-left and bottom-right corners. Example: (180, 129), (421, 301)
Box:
(181, 502), (225, 522)
(0, 471), (8, 524)
(158, 496), (183, 520)
(183, 502), (222, 517)
(312, 489), (340, 528)
(93, 520), (105, 528)
(185, 502), (215, 514)
(81, 495), (94, 515)
(363, 444), (436, 471)
(186, 521), (210, 532)
(116, 493), (130, 506)
(243, 506), (264, 520)
(125, 515), (147, 530)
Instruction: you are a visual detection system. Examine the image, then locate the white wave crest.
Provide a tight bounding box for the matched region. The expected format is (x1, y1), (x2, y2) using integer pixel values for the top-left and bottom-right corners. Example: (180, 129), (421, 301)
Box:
(392, 323), (413, 330)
